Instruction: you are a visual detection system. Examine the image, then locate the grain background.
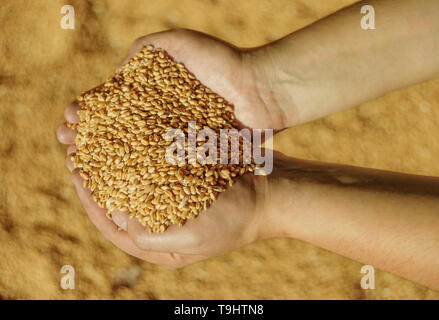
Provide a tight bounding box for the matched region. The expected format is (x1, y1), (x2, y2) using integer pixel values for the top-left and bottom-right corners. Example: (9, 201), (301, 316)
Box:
(1, 0), (438, 299)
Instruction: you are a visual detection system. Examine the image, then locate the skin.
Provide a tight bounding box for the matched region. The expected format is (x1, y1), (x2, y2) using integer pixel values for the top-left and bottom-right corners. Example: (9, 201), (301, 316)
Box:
(57, 0), (439, 289)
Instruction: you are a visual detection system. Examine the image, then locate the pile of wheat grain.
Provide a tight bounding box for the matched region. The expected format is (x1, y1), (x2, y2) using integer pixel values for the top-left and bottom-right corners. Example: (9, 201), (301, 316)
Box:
(68, 45), (254, 232)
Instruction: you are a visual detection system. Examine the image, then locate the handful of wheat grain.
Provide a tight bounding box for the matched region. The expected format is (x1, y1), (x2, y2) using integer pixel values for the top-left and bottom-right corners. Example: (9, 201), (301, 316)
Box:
(68, 45), (254, 233)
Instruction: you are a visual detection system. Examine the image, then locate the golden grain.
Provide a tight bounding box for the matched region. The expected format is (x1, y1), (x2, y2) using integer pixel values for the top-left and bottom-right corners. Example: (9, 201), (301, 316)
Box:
(69, 45), (254, 233)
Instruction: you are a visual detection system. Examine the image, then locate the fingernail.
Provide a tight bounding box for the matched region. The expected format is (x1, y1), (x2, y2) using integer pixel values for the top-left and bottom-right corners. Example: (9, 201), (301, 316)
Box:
(113, 214), (127, 231)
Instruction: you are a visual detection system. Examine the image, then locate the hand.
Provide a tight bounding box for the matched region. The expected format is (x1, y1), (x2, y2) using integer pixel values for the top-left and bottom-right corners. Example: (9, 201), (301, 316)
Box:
(58, 128), (271, 268)
(56, 29), (282, 268)
(119, 29), (287, 130)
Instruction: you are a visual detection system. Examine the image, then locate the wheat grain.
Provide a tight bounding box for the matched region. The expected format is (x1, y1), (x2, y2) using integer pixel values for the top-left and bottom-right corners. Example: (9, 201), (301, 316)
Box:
(69, 45), (254, 233)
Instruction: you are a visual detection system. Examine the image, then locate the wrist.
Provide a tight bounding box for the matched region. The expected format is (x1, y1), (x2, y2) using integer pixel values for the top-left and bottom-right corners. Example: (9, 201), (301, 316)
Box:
(254, 159), (302, 240)
(241, 48), (295, 130)
(243, 39), (331, 129)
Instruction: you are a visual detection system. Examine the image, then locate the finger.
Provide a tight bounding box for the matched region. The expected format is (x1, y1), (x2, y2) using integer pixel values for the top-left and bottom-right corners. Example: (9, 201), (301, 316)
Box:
(117, 30), (181, 70)
(64, 101), (80, 123)
(57, 123), (77, 144)
(71, 170), (157, 258)
(67, 144), (77, 155)
(118, 38), (150, 69)
(112, 211), (201, 254)
(66, 156), (74, 172)
(71, 170), (205, 267)
(110, 213), (209, 268)
(65, 145), (77, 172)
(112, 211), (128, 230)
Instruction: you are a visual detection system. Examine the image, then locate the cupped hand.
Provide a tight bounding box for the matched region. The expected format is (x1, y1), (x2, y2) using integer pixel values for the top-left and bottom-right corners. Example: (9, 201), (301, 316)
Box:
(56, 29), (281, 268)
(117, 29), (286, 130)
(58, 114), (270, 267)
